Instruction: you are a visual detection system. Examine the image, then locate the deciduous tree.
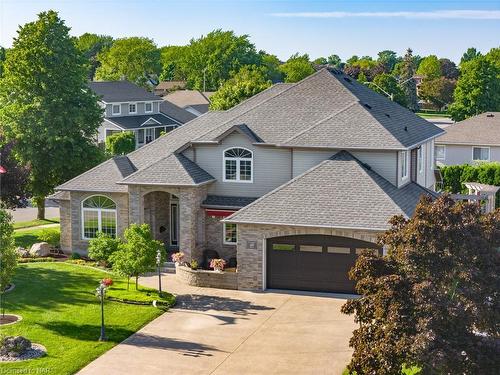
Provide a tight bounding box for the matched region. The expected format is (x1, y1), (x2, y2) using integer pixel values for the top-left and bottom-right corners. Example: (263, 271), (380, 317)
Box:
(75, 33), (113, 80)
(105, 131), (136, 156)
(0, 11), (104, 219)
(377, 50), (400, 72)
(279, 53), (315, 83)
(400, 48), (419, 112)
(372, 73), (408, 106)
(460, 47), (482, 65)
(95, 37), (161, 87)
(416, 55), (441, 80)
(0, 209), (17, 317)
(259, 52), (283, 82)
(419, 77), (456, 110)
(342, 195), (500, 374)
(449, 55), (500, 121)
(439, 58), (459, 80)
(209, 65), (271, 110)
(0, 138), (30, 208)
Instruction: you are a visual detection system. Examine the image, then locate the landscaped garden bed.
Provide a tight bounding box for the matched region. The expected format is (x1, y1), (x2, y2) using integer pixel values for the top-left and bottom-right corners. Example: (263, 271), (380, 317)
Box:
(0, 262), (174, 374)
(175, 264), (238, 290)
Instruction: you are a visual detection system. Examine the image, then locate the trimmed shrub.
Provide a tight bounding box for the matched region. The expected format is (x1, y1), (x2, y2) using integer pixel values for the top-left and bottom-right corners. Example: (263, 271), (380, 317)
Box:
(440, 162), (500, 207)
(38, 228), (60, 247)
(88, 232), (121, 267)
(17, 257), (55, 263)
(105, 131), (135, 155)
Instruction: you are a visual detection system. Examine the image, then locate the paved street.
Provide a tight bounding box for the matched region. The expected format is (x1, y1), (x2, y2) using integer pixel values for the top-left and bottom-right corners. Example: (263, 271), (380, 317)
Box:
(7, 207), (59, 222)
(78, 270), (357, 375)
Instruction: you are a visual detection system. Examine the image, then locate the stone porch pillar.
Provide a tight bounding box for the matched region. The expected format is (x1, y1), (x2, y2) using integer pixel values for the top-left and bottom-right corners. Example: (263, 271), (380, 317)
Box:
(179, 186), (207, 262)
(128, 185), (142, 225)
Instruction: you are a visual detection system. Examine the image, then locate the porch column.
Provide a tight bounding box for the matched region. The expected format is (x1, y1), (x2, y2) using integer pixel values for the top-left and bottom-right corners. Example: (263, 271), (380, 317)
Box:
(179, 186), (207, 262)
(128, 185), (142, 224)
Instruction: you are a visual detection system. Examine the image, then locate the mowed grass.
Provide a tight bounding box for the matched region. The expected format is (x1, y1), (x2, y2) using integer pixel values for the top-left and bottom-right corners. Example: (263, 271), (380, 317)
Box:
(0, 262), (172, 374)
(13, 226), (60, 248)
(13, 218), (60, 230)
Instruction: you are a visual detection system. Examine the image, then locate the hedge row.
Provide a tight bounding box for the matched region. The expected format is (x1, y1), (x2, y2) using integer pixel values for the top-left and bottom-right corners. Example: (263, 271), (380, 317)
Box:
(440, 163), (500, 206)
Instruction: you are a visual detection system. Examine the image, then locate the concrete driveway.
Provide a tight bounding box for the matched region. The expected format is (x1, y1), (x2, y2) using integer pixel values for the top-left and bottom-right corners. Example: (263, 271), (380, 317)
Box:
(78, 270), (356, 375)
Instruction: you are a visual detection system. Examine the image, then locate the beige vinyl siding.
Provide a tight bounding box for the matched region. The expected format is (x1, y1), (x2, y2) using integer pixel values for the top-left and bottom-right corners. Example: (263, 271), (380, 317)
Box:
(397, 150), (411, 188)
(292, 149), (398, 186)
(194, 132), (292, 197)
(435, 143), (500, 165)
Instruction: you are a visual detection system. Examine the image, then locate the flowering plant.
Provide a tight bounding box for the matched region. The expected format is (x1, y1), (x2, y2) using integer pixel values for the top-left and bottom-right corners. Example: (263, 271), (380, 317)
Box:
(171, 252), (185, 264)
(101, 278), (113, 287)
(210, 258), (226, 271)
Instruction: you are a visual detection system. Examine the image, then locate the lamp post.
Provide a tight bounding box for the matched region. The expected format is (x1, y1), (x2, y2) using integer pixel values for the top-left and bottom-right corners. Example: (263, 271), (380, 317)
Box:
(363, 81), (394, 101)
(96, 278), (113, 341)
(156, 248), (162, 294)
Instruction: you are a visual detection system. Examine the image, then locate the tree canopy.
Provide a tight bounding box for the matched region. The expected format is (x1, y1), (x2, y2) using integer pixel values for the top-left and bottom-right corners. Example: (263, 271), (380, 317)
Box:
(105, 131), (136, 156)
(416, 55), (441, 80)
(209, 65), (272, 110)
(0, 10), (104, 219)
(419, 77), (456, 110)
(372, 73), (408, 107)
(377, 50), (400, 72)
(95, 37), (161, 87)
(400, 48), (419, 112)
(0, 138), (30, 208)
(449, 52), (500, 121)
(75, 33), (113, 80)
(279, 53), (315, 83)
(342, 195), (500, 374)
(0, 209), (17, 315)
(460, 47), (482, 65)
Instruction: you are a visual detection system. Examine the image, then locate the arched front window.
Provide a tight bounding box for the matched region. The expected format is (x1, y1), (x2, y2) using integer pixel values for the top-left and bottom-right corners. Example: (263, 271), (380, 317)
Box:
(223, 148), (253, 183)
(81, 196), (117, 239)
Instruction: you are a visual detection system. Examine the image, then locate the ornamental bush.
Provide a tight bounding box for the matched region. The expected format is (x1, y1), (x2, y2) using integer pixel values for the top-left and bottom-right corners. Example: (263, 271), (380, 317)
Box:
(105, 131), (135, 155)
(88, 232), (121, 267)
(342, 195), (500, 374)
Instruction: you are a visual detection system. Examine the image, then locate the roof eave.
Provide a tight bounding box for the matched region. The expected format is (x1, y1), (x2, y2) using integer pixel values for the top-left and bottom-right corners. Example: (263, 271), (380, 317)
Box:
(116, 179), (216, 187)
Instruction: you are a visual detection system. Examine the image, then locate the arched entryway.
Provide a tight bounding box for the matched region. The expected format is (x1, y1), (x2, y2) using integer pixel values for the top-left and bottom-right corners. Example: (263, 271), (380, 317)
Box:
(266, 234), (380, 293)
(142, 191), (179, 252)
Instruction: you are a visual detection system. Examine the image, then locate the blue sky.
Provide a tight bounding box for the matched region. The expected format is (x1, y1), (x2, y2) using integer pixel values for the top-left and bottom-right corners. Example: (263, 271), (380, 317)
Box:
(1, 1), (499, 62)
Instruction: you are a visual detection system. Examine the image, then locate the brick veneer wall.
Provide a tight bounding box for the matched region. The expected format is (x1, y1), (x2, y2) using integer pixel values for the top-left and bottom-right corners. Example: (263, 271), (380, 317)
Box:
(67, 191), (129, 254)
(205, 215), (237, 261)
(236, 223), (381, 291)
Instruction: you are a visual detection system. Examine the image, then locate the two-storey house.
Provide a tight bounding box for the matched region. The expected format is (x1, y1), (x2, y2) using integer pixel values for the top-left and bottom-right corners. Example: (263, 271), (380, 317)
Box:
(55, 68), (444, 293)
(90, 81), (196, 149)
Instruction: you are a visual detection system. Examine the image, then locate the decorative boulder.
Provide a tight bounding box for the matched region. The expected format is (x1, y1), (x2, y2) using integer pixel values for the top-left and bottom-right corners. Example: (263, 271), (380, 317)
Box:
(29, 242), (51, 257)
(16, 247), (30, 258)
(0, 336), (32, 358)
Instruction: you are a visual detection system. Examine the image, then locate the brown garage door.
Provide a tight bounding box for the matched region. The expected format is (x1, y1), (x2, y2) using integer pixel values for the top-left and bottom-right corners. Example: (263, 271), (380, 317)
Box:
(266, 234), (380, 293)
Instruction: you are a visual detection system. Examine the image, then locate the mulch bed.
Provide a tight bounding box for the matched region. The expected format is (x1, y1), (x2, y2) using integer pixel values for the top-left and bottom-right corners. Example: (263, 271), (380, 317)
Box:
(0, 314), (21, 325)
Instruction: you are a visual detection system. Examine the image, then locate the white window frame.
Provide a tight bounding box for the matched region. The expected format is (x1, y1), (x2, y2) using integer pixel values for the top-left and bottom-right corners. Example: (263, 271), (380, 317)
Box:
(435, 145), (446, 161)
(223, 147), (253, 183)
(401, 150), (408, 179)
(81, 195), (117, 240)
(145, 102), (153, 113)
(223, 222), (237, 245)
(128, 102), (137, 114)
(111, 104), (121, 116)
(418, 146), (424, 174)
(145, 128), (155, 144)
(472, 147), (490, 162)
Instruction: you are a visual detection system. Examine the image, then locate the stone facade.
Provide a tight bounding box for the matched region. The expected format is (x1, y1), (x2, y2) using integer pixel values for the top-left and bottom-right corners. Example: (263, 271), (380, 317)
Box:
(175, 265), (238, 290)
(236, 223), (381, 290)
(205, 215), (237, 261)
(143, 191), (171, 246)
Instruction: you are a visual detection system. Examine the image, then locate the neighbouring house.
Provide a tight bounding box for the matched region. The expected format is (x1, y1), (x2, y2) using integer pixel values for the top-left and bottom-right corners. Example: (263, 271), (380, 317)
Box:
(55, 68), (444, 293)
(154, 81), (187, 96)
(90, 81), (193, 149)
(434, 112), (500, 166)
(162, 89), (215, 116)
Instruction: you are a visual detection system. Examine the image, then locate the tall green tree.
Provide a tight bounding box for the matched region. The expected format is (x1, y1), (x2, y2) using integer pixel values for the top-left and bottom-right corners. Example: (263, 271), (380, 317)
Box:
(327, 54), (343, 69)
(259, 52), (283, 82)
(159, 45), (188, 81)
(377, 50), (400, 72)
(419, 77), (456, 110)
(0, 11), (104, 219)
(416, 55), (442, 80)
(209, 65), (272, 110)
(371, 73), (408, 106)
(439, 58), (459, 80)
(177, 29), (261, 91)
(279, 53), (315, 83)
(460, 47), (482, 65)
(449, 55), (500, 121)
(400, 48), (419, 112)
(0, 209), (17, 317)
(95, 37), (161, 87)
(75, 33), (113, 80)
(342, 195), (499, 374)
(105, 131), (136, 156)
(0, 46), (6, 78)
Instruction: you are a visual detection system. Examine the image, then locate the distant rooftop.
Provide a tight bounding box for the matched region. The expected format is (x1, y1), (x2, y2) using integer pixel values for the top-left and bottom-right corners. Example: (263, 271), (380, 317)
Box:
(89, 81), (161, 102)
(437, 112), (500, 146)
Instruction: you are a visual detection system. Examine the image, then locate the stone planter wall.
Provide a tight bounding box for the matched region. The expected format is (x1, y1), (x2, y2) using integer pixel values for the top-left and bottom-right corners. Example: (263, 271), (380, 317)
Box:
(176, 265), (238, 290)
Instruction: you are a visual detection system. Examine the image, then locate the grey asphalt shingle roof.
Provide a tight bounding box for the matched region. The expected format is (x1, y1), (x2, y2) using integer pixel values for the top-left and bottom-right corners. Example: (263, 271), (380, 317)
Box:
(224, 151), (437, 230)
(160, 101), (197, 124)
(89, 81), (161, 102)
(436, 112), (500, 146)
(118, 154), (214, 186)
(57, 156), (136, 192)
(105, 114), (179, 130)
(201, 195), (258, 209)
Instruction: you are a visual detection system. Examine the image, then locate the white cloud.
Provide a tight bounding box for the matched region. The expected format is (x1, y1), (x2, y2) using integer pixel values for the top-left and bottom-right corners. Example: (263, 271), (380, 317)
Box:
(270, 10), (500, 20)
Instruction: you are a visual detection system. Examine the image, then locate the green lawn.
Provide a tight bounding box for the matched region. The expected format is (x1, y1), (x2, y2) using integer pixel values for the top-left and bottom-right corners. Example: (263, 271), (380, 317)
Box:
(13, 226), (60, 248)
(0, 262), (174, 374)
(13, 218), (60, 230)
